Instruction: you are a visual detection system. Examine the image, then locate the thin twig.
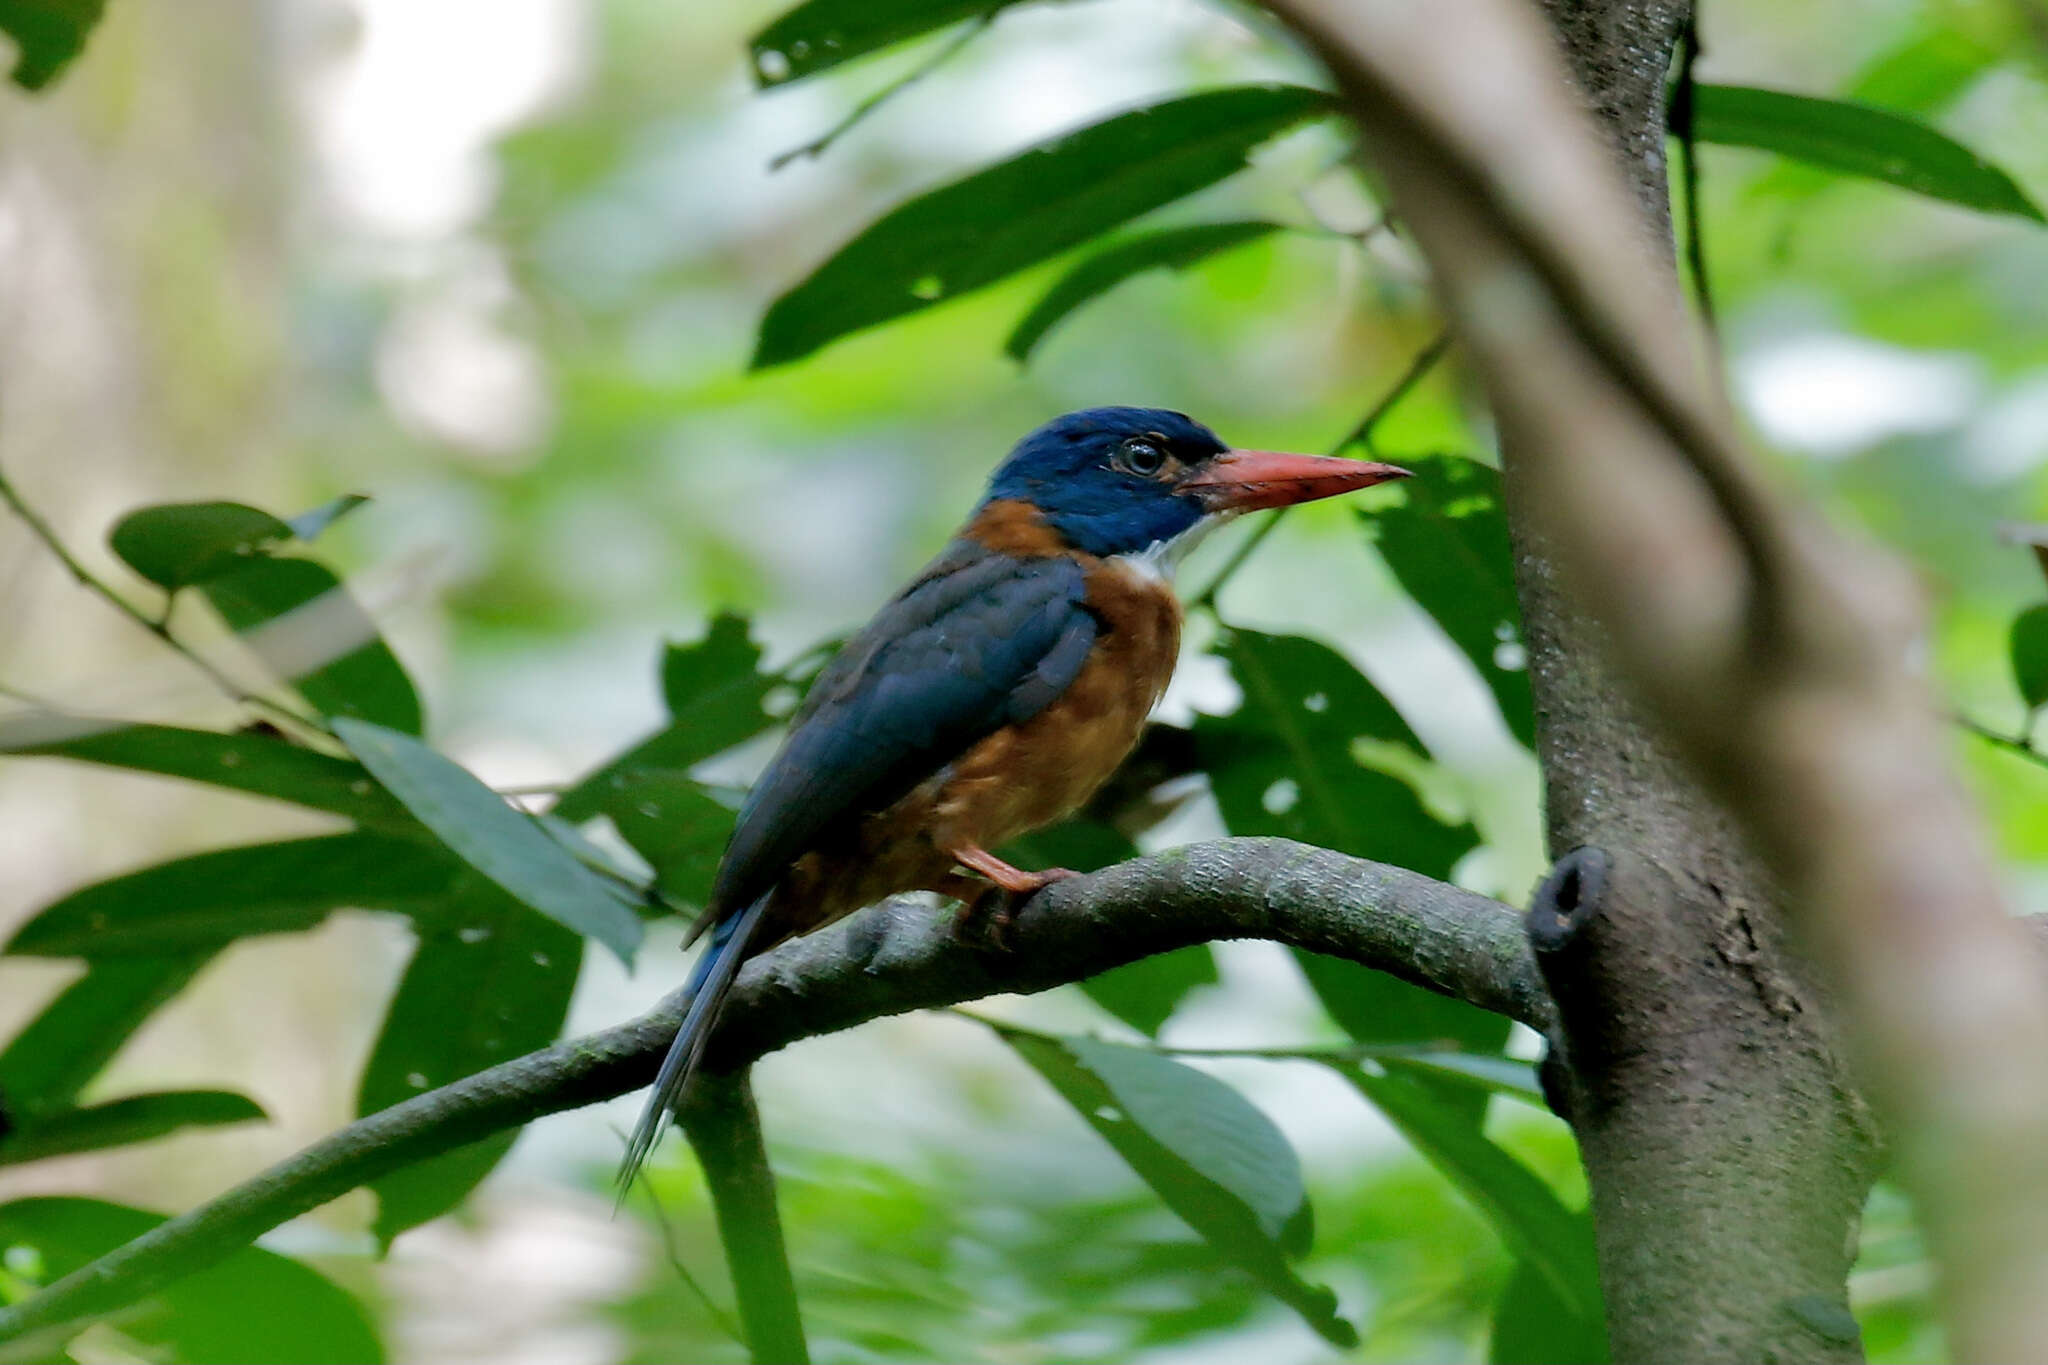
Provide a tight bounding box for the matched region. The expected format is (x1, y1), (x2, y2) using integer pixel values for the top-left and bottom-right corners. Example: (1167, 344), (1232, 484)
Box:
(770, 14), (994, 170)
(1672, 14), (1716, 336)
(0, 464), (326, 732)
(617, 1127), (747, 1348)
(1959, 713), (2043, 763)
(1189, 329), (1450, 613)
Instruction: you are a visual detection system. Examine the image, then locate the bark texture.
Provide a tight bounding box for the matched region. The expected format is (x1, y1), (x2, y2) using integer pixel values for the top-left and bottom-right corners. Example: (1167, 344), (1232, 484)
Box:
(1270, 1), (2048, 1359)
(1510, 4), (1878, 1359)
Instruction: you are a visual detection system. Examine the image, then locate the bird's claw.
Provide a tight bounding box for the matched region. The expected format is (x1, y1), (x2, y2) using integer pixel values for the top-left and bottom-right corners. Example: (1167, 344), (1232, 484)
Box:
(951, 867), (1076, 951)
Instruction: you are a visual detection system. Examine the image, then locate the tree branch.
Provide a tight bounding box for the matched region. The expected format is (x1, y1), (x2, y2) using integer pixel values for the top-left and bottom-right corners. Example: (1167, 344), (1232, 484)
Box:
(1266, 1), (2048, 1359)
(0, 837), (1533, 1345)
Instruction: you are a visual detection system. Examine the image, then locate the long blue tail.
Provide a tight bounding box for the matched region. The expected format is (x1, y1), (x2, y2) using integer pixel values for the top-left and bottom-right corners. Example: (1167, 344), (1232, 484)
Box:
(616, 893), (772, 1193)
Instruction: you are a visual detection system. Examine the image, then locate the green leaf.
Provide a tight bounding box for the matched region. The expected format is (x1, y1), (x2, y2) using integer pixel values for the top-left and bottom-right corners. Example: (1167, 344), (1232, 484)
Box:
(1195, 630), (1504, 1076)
(1690, 84), (2045, 223)
(554, 614), (778, 823)
(202, 557), (424, 733)
(1342, 1066), (1601, 1320)
(336, 719), (644, 963)
(2012, 604), (2048, 710)
(753, 84), (1334, 367)
(5, 833), (458, 957)
(0, 956), (211, 1117)
(0, 0), (105, 90)
(1005, 220), (1283, 362)
(603, 772), (738, 913)
(0, 720), (412, 829)
(1005, 817), (1218, 1035)
(359, 883), (582, 1247)
(1491, 1252), (1611, 1365)
(1079, 948), (1221, 1038)
(1002, 1030), (1355, 1347)
(287, 493), (371, 542)
(1358, 453), (1534, 748)
(0, 1090), (265, 1166)
(1845, 24), (1997, 113)
(1367, 1049), (1544, 1106)
(0, 1196), (384, 1363)
(108, 502), (294, 590)
(749, 0), (1039, 87)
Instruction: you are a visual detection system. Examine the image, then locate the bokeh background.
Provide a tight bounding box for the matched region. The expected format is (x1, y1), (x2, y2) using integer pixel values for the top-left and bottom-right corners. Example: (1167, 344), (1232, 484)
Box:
(3, 1), (2046, 1360)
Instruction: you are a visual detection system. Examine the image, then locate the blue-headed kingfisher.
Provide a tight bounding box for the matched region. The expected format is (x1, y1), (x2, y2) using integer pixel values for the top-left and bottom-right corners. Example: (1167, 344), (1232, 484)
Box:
(618, 407), (1408, 1185)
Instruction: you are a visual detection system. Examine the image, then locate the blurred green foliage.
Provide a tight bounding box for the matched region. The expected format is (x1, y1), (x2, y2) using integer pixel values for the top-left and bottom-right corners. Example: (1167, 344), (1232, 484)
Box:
(4, 0), (2048, 1360)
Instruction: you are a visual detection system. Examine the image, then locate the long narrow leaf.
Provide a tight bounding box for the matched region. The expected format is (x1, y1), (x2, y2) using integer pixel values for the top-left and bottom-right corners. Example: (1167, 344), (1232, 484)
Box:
(1005, 220), (1283, 362)
(6, 833), (458, 957)
(0, 1091), (265, 1166)
(336, 719), (644, 962)
(0, 720), (412, 828)
(1003, 1030), (1356, 1346)
(1343, 1066), (1601, 1319)
(202, 558), (424, 733)
(358, 883), (582, 1247)
(1691, 84), (2044, 223)
(0, 956), (211, 1116)
(753, 85), (1333, 367)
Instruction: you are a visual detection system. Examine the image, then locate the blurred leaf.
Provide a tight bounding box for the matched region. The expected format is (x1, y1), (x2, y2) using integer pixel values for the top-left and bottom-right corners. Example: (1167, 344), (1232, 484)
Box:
(1002, 1030), (1356, 1347)
(1197, 629), (1475, 879)
(0, 1090), (264, 1166)
(1005, 220), (1283, 362)
(1196, 631), (1503, 1080)
(749, 0), (1040, 87)
(5, 833), (457, 957)
(1846, 24), (1997, 112)
(0, 955), (210, 1117)
(1490, 1251), (1611, 1364)
(336, 718), (644, 963)
(359, 883), (582, 1247)
(2012, 604), (2048, 709)
(286, 493), (370, 543)
(0, 0), (104, 90)
(1691, 84), (2045, 223)
(0, 721), (412, 828)
(753, 85), (1334, 367)
(605, 772), (738, 912)
(555, 614), (777, 823)
(1358, 453), (1534, 748)
(0, 1196), (384, 1363)
(202, 557), (424, 733)
(1007, 816), (1218, 1035)
(1078, 949), (1220, 1038)
(108, 502), (293, 590)
(1343, 1066), (1601, 1320)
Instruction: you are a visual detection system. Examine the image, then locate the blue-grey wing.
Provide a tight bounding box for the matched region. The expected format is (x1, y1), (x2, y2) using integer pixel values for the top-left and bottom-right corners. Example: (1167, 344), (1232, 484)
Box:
(706, 543), (1097, 914)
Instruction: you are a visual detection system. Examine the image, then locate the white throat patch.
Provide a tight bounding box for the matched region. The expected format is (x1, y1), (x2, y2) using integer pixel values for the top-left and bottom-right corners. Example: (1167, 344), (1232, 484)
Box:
(1112, 511), (1234, 585)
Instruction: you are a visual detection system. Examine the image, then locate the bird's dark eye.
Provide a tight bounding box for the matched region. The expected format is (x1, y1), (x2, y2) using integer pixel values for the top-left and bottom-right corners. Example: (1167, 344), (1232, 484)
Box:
(1118, 438), (1166, 476)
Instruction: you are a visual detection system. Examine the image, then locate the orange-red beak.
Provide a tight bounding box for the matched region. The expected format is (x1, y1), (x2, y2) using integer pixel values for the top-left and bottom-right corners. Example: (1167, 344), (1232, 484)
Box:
(1181, 449), (1412, 514)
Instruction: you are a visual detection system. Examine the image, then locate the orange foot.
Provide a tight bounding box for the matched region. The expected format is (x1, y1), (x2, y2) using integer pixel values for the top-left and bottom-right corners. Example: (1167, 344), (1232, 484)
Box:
(947, 844), (1077, 950)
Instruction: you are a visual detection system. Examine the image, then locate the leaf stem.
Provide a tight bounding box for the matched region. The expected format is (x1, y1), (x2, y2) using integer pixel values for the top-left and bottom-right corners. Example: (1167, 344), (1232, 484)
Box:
(770, 14), (994, 170)
(0, 463), (326, 733)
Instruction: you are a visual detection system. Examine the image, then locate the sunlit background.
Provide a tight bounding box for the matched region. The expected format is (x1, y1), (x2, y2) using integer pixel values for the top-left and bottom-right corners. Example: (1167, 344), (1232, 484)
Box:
(3, 1), (2046, 1360)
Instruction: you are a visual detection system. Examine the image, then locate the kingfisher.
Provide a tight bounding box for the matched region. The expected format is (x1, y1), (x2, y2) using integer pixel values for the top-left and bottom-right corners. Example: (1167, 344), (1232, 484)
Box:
(617, 406), (1408, 1186)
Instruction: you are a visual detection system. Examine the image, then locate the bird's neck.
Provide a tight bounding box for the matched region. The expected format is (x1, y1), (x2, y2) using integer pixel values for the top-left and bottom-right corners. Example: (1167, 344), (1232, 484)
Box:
(961, 497), (1224, 584)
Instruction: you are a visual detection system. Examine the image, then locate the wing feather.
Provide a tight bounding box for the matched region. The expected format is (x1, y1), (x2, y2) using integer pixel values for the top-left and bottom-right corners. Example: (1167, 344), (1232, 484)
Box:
(708, 543), (1096, 913)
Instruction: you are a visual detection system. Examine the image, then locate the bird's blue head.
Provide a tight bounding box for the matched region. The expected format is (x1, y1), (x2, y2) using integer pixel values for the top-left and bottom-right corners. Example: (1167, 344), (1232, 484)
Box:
(979, 406), (1410, 559)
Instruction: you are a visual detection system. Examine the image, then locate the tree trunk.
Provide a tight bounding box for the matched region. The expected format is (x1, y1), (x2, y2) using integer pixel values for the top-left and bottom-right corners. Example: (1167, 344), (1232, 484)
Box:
(1506, 3), (1878, 1358)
